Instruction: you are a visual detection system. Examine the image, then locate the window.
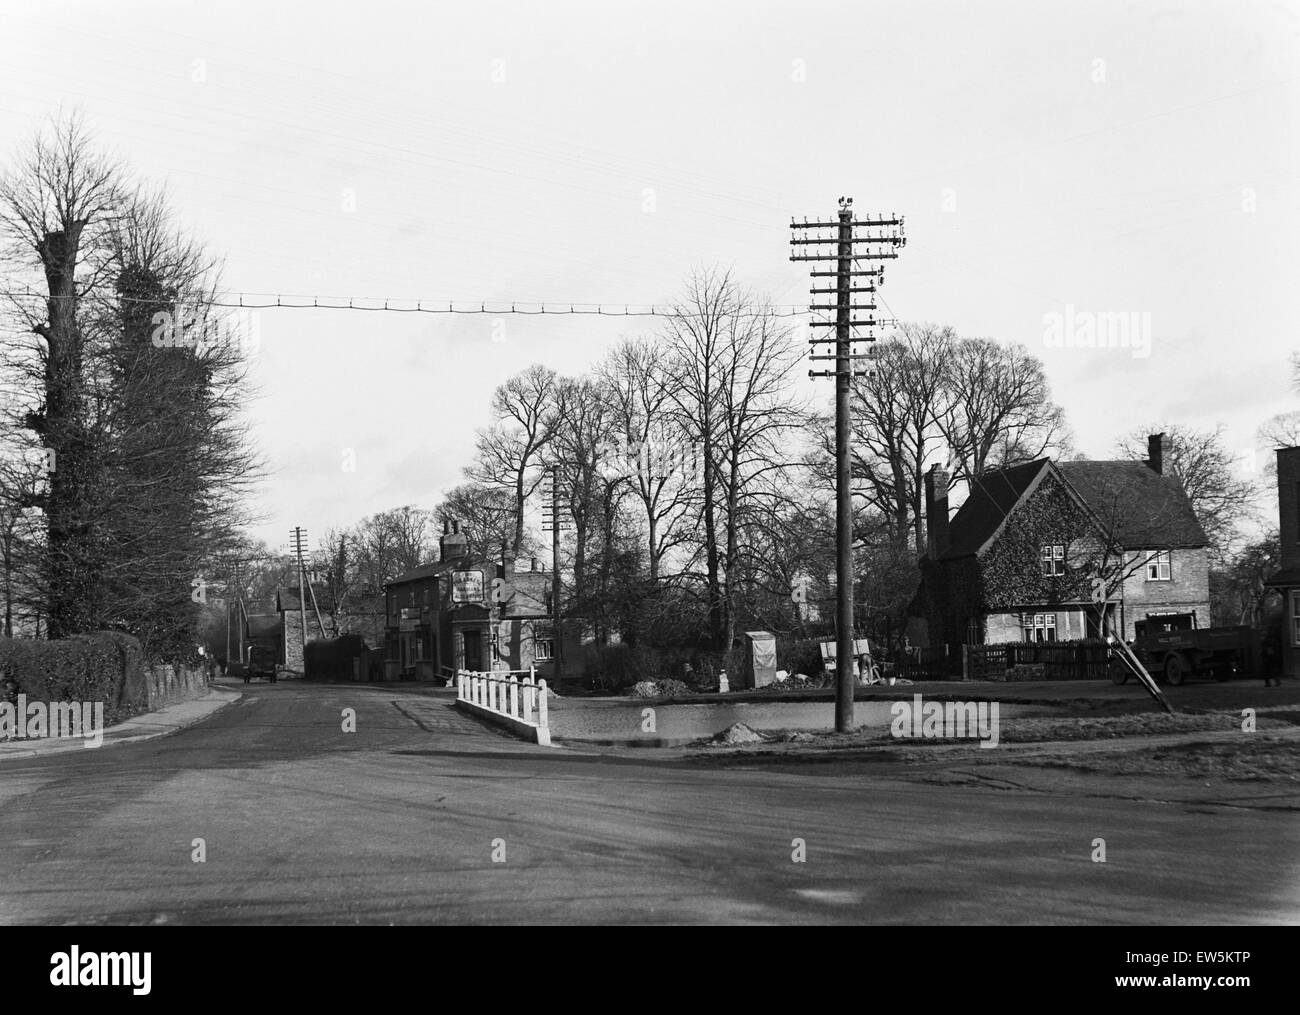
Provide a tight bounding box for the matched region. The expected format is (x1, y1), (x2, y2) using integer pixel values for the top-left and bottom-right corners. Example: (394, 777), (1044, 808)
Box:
(1022, 613), (1057, 642)
(535, 638), (554, 661)
(1146, 551), (1171, 581)
(1291, 592), (1300, 648)
(1040, 544), (1065, 576)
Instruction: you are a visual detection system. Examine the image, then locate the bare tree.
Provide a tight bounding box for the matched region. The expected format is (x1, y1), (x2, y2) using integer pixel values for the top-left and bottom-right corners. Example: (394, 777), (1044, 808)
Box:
(465, 363), (559, 555)
(0, 112), (123, 637)
(433, 483), (526, 562)
(1116, 424), (1258, 561)
(596, 337), (698, 584)
(662, 268), (806, 650)
(935, 337), (1071, 484)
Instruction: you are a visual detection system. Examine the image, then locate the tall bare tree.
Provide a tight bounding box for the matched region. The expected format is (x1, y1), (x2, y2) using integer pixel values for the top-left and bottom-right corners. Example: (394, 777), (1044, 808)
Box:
(663, 268), (806, 650)
(465, 363), (559, 554)
(0, 112), (123, 637)
(935, 337), (1070, 483)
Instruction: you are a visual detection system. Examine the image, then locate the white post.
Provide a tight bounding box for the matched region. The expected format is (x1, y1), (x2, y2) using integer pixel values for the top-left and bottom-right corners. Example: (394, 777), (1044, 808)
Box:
(522, 675), (534, 724)
(509, 675), (519, 718)
(538, 678), (549, 731)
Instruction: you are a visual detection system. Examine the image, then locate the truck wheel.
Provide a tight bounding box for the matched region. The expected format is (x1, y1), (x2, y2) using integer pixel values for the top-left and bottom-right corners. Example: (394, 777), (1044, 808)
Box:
(1110, 664), (1129, 685)
(1165, 656), (1187, 687)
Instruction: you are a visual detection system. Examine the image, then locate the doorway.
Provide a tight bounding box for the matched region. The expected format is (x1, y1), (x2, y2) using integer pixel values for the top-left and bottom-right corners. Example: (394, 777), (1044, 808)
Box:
(463, 630), (482, 672)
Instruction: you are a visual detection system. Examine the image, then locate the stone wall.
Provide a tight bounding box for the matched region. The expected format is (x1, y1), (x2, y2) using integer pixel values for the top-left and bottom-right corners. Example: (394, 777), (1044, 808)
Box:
(143, 662), (211, 709)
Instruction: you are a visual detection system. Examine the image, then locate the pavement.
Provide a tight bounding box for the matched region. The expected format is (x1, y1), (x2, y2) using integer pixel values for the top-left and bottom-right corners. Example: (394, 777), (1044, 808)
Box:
(0, 686), (240, 762)
(0, 678), (1296, 924)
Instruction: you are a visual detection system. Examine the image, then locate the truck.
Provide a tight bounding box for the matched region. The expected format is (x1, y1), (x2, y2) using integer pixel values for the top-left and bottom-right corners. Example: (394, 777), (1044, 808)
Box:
(1112, 612), (1257, 686)
(246, 645), (278, 683)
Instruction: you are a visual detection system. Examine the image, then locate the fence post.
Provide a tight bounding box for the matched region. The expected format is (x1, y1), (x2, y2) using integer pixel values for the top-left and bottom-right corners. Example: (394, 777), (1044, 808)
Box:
(509, 675), (518, 718)
(538, 678), (549, 730)
(522, 675), (534, 724)
(962, 644), (969, 681)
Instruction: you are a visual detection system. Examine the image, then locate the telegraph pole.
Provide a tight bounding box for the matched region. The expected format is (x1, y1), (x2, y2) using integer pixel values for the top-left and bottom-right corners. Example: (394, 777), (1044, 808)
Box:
(291, 526), (309, 669)
(541, 464), (569, 688)
(791, 197), (905, 732)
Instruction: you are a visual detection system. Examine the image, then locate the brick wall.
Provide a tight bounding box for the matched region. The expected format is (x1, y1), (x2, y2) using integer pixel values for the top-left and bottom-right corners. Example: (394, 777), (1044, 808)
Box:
(1118, 546), (1210, 638)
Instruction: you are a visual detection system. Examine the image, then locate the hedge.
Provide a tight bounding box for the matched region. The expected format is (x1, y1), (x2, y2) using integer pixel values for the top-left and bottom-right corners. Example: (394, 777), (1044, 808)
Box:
(304, 635), (371, 681)
(0, 632), (149, 726)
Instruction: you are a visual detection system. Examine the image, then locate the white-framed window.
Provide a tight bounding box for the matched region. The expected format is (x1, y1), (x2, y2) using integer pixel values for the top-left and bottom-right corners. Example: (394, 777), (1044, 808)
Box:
(535, 638), (554, 661)
(1022, 613), (1057, 642)
(1040, 544), (1065, 576)
(1291, 591), (1300, 648)
(1146, 550), (1172, 581)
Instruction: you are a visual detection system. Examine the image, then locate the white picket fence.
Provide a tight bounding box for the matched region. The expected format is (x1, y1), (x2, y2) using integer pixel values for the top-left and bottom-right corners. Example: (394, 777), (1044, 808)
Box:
(456, 667), (550, 745)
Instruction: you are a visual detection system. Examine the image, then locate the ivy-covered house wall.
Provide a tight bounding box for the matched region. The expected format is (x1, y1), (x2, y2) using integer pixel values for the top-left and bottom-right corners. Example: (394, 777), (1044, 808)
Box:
(981, 472), (1099, 613)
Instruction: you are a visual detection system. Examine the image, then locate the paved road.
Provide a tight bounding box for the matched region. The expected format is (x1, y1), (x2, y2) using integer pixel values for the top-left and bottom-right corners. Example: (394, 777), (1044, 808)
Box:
(0, 680), (1296, 924)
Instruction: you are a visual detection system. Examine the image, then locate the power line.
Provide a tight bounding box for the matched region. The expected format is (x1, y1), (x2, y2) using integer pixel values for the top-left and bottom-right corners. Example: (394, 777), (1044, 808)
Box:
(0, 286), (814, 318)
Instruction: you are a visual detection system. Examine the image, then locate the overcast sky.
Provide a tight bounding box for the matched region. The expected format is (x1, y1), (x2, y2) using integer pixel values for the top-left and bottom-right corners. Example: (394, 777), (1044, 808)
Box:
(2, 0), (1296, 553)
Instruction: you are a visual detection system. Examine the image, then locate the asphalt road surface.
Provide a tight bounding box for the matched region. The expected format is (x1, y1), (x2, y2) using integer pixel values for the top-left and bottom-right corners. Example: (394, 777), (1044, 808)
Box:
(0, 681), (1296, 924)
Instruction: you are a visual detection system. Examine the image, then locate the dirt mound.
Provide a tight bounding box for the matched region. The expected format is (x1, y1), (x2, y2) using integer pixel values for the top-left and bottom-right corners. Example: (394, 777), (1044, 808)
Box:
(714, 722), (765, 745)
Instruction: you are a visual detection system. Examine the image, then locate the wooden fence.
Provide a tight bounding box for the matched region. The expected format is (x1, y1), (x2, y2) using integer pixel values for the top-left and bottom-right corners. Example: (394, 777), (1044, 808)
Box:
(962, 640), (1112, 681)
(893, 645), (961, 682)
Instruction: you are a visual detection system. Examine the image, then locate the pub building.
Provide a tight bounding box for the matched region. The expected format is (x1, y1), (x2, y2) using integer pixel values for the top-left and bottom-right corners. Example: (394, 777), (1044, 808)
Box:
(384, 521), (558, 681)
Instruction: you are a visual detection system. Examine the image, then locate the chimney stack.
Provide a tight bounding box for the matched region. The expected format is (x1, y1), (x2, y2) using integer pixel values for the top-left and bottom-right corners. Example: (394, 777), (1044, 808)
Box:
(440, 519), (468, 562)
(1147, 433), (1173, 475)
(924, 464), (950, 559)
(1278, 448), (1300, 570)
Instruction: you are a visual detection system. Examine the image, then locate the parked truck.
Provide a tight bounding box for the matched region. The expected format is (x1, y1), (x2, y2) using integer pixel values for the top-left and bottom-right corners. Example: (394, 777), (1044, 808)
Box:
(1112, 612), (1257, 686)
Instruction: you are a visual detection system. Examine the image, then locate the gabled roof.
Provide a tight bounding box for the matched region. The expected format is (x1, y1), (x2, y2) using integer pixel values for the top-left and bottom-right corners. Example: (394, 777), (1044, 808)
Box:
(941, 459), (1051, 559)
(938, 456), (1208, 560)
(1057, 460), (1208, 549)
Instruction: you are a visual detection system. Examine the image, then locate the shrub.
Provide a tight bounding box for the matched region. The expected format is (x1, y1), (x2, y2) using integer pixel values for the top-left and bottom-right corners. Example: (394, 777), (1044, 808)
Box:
(628, 678), (695, 699)
(0, 632), (147, 726)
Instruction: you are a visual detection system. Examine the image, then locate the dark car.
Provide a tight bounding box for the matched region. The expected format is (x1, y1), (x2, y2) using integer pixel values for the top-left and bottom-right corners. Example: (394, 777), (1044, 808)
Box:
(247, 646), (277, 683)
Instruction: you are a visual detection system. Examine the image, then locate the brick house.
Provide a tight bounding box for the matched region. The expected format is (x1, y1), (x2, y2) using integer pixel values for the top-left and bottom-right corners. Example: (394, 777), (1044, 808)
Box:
(1264, 446), (1300, 679)
(911, 434), (1210, 650)
(384, 521), (580, 681)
